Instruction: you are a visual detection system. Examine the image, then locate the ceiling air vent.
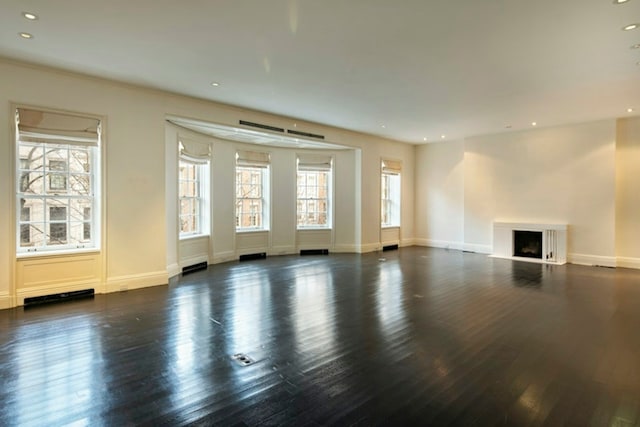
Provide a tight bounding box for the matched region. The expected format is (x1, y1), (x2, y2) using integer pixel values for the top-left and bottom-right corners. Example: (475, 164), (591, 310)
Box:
(239, 120), (285, 133)
(287, 129), (325, 139)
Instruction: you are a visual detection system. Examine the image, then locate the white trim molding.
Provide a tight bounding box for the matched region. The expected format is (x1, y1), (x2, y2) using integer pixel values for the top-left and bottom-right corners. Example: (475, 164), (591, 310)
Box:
(463, 243), (493, 254)
(359, 243), (380, 253)
(167, 263), (181, 279)
(568, 253), (617, 268)
(400, 237), (417, 247)
(105, 271), (168, 293)
(414, 238), (465, 251)
(617, 257), (640, 270)
(211, 251), (236, 265)
(0, 293), (12, 310)
(332, 244), (359, 253)
(269, 245), (296, 256)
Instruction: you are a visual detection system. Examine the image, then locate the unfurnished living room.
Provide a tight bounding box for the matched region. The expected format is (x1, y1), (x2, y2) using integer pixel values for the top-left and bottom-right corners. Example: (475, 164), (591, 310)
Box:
(1, 1), (640, 426)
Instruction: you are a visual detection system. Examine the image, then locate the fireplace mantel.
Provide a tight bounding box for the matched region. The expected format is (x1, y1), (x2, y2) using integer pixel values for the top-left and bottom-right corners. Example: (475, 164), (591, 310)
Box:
(492, 222), (567, 265)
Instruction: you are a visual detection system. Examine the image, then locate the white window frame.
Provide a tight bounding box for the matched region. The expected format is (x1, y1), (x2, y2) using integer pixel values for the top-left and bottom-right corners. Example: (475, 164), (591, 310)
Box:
(235, 150), (270, 232)
(296, 161), (332, 229)
(178, 160), (209, 238)
(15, 108), (101, 255)
(381, 161), (401, 228)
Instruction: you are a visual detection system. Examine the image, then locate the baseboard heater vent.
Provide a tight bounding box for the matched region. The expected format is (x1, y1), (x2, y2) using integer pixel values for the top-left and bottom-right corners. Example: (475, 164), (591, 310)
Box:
(24, 288), (95, 307)
(239, 252), (267, 262)
(239, 120), (285, 133)
(300, 249), (329, 256)
(382, 244), (399, 252)
(182, 261), (208, 275)
(287, 129), (325, 140)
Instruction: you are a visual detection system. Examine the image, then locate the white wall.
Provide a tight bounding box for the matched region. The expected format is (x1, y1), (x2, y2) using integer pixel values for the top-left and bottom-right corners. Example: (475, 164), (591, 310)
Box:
(416, 120), (619, 266)
(415, 139), (465, 249)
(0, 58), (416, 308)
(616, 117), (640, 268)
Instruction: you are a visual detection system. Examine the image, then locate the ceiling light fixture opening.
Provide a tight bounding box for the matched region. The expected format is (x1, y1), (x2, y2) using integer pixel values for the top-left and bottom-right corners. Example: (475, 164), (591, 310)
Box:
(441, 135), (446, 139)
(632, 44), (640, 49)
(19, 32), (33, 39)
(22, 12), (38, 20)
(210, 82), (220, 87)
(628, 108), (635, 113)
(623, 23), (638, 31)
(532, 122), (537, 126)
(613, 0), (630, 3)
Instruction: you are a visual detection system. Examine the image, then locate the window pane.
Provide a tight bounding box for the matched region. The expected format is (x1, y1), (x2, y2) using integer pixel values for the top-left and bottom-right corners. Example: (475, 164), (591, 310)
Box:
(70, 174), (90, 194)
(296, 169), (330, 227)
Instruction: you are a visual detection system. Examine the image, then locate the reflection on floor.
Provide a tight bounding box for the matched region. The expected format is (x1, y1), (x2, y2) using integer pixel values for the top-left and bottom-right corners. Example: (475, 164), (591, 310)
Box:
(1, 247), (639, 426)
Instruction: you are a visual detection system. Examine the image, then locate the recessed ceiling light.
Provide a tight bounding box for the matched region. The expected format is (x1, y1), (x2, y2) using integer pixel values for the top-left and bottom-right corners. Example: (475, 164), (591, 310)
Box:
(614, 0), (630, 3)
(632, 44), (640, 49)
(531, 122), (537, 126)
(18, 32), (33, 39)
(423, 137), (427, 141)
(628, 108), (635, 113)
(623, 23), (639, 31)
(22, 12), (38, 20)
(441, 135), (446, 139)
(381, 125), (386, 128)
(210, 82), (220, 87)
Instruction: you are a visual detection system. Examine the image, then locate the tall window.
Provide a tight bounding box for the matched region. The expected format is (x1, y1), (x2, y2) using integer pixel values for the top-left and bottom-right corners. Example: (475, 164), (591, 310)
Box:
(15, 108), (100, 254)
(381, 159), (401, 227)
(297, 155), (332, 228)
(178, 139), (210, 237)
(236, 150), (270, 230)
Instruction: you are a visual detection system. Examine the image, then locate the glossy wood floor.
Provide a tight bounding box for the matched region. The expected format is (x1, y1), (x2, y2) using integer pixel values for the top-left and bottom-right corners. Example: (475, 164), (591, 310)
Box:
(1, 247), (640, 426)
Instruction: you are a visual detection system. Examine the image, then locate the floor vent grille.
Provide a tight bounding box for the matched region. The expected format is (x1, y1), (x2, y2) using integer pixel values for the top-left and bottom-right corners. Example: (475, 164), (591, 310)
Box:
(300, 249), (329, 256)
(232, 353), (256, 366)
(182, 261), (208, 275)
(382, 244), (399, 251)
(24, 289), (95, 307)
(239, 252), (267, 262)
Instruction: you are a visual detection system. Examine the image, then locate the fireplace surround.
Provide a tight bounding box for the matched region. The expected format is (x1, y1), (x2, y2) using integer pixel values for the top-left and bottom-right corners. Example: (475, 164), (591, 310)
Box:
(492, 222), (567, 264)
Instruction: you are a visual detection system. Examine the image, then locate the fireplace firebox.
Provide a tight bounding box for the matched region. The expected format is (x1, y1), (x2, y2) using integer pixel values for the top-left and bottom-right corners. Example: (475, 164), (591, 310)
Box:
(513, 230), (542, 259)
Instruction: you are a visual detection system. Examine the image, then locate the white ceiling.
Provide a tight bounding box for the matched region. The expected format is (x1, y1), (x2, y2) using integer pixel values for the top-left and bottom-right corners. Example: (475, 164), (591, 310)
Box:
(1, 0), (639, 143)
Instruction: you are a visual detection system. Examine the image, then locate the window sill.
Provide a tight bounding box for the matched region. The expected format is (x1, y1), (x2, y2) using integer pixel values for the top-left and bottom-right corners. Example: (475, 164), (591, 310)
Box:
(297, 227), (332, 231)
(17, 247), (100, 260)
(236, 228), (269, 234)
(179, 234), (210, 241)
(381, 225), (401, 229)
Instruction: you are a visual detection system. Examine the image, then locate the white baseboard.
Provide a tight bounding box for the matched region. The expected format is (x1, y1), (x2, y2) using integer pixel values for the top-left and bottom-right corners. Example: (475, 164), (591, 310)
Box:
(167, 263), (180, 279)
(463, 243), (492, 254)
(400, 238), (416, 247)
(568, 253), (617, 268)
(414, 238), (465, 251)
(269, 245), (296, 256)
(0, 293), (12, 310)
(617, 257), (640, 270)
(332, 244), (358, 253)
(359, 243), (380, 253)
(211, 251), (236, 265)
(179, 254), (209, 269)
(105, 270), (168, 293)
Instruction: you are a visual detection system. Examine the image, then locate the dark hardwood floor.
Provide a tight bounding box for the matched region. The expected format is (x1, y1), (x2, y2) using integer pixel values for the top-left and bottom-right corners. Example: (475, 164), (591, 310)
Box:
(1, 247), (640, 426)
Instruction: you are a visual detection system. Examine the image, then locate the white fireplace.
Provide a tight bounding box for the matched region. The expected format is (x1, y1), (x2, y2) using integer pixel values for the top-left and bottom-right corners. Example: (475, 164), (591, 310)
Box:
(492, 222), (567, 265)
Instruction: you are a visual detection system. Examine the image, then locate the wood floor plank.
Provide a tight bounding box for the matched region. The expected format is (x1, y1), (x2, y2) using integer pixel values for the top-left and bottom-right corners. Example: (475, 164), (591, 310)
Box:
(1, 247), (640, 426)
